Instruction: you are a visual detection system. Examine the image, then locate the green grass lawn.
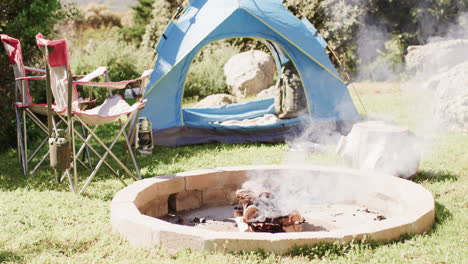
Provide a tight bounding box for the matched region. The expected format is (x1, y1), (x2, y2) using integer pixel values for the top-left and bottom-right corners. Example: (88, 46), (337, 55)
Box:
(0, 82), (466, 263)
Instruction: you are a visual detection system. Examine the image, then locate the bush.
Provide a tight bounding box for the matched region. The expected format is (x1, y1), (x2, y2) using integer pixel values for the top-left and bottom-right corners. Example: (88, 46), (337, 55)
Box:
(80, 3), (122, 29)
(285, 0), (468, 78)
(141, 0), (188, 49)
(69, 28), (153, 103)
(119, 0), (155, 45)
(184, 42), (241, 99)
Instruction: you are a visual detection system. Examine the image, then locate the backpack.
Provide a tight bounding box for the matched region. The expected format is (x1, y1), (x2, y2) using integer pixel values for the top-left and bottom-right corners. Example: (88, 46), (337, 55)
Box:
(274, 61), (308, 119)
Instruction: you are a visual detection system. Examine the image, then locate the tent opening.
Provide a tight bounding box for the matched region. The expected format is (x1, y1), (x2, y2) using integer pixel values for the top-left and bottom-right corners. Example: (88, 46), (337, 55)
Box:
(181, 37), (309, 129)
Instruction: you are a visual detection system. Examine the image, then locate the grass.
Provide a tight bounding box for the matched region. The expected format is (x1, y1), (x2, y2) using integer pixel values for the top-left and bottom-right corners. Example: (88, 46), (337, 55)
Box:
(0, 82), (467, 263)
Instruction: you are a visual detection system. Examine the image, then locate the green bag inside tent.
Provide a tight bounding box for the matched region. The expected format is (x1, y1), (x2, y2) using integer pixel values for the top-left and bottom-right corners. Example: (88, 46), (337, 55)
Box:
(275, 61), (308, 119)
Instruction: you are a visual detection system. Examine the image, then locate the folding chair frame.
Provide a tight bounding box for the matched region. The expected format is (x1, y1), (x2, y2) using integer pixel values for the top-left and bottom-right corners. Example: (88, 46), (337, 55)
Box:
(1, 34), (60, 175)
(38, 34), (150, 194)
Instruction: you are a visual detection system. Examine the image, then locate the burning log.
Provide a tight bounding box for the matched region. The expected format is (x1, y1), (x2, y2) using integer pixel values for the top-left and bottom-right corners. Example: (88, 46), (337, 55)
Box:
(234, 188), (304, 233)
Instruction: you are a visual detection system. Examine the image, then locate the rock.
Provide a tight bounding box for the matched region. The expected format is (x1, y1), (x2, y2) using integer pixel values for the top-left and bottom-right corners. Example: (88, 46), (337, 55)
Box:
(224, 50), (276, 98)
(194, 94), (237, 108)
(336, 121), (421, 179)
(405, 39), (468, 75)
(405, 38), (468, 132)
(428, 61), (468, 132)
(257, 86), (276, 99)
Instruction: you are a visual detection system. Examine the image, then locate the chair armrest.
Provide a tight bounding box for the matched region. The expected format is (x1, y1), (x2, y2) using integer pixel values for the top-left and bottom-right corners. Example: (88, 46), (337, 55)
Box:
(74, 69), (153, 90)
(24, 66), (46, 74)
(24, 66), (82, 79)
(75, 66), (108, 82)
(16, 75), (46, 81)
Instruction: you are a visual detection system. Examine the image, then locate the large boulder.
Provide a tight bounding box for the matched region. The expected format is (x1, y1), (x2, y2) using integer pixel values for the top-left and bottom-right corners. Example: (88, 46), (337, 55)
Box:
(336, 121), (421, 179)
(406, 38), (468, 132)
(425, 61), (468, 132)
(194, 94), (237, 108)
(406, 39), (468, 75)
(224, 50), (276, 98)
(256, 85), (276, 99)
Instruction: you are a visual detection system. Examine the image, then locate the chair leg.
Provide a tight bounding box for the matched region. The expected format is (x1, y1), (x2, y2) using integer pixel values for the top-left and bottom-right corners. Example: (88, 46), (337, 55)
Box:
(15, 108), (27, 176)
(76, 116), (138, 180)
(56, 115), (120, 177)
(64, 169), (76, 192)
(16, 113), (21, 163)
(121, 125), (141, 180)
(65, 129), (122, 183)
(70, 118), (78, 194)
(26, 109), (48, 134)
(77, 116), (140, 194)
(78, 125), (131, 194)
(22, 108), (28, 174)
(27, 136), (48, 164)
(51, 116), (90, 170)
(30, 149), (49, 175)
(81, 123), (93, 168)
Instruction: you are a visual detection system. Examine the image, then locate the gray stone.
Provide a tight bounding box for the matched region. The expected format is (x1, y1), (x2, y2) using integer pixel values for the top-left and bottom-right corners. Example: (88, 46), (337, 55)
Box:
(426, 61), (468, 132)
(406, 39), (468, 75)
(224, 50), (276, 98)
(336, 121), (421, 179)
(257, 85), (276, 99)
(194, 94), (237, 108)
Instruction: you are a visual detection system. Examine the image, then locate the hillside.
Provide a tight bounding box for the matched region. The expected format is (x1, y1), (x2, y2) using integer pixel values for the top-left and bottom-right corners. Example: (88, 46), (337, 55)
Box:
(61, 0), (137, 12)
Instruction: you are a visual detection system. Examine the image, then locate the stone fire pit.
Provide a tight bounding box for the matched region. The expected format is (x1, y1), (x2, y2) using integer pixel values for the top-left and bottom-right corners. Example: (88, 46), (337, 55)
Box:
(111, 165), (434, 253)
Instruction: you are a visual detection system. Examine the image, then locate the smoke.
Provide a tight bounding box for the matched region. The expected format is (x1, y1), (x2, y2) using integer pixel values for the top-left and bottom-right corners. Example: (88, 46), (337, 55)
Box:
(240, 6), (467, 216)
(242, 167), (386, 219)
(356, 24), (395, 81)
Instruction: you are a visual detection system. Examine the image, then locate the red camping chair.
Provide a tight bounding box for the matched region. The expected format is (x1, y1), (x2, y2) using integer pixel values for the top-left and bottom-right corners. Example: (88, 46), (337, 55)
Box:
(36, 33), (152, 194)
(1, 34), (95, 176)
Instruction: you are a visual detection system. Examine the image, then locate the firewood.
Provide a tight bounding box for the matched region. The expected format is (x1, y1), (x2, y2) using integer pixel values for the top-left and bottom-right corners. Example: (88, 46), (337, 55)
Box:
(233, 209), (243, 217)
(258, 192), (272, 199)
(235, 188), (305, 233)
(289, 212), (305, 225)
(235, 189), (255, 206)
(243, 205), (260, 222)
(282, 225), (296, 232)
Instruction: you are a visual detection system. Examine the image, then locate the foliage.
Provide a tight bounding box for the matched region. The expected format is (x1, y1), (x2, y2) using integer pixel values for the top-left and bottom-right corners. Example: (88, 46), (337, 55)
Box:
(284, 0), (363, 75)
(79, 3), (122, 29)
(0, 0), (76, 151)
(119, 0), (155, 45)
(184, 42), (241, 99)
(141, 0), (188, 49)
(284, 0), (468, 79)
(69, 28), (153, 104)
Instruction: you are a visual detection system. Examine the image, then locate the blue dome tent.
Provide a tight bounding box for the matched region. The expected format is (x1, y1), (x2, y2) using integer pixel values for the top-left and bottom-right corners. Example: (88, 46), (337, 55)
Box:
(142, 0), (360, 146)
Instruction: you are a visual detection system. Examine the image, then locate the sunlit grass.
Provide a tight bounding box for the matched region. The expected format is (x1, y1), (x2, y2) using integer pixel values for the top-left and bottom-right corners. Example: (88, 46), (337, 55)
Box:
(0, 82), (466, 263)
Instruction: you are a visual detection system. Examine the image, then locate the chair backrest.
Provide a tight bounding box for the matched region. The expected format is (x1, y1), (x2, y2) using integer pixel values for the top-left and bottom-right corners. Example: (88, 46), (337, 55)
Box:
(36, 33), (79, 112)
(0, 34), (33, 106)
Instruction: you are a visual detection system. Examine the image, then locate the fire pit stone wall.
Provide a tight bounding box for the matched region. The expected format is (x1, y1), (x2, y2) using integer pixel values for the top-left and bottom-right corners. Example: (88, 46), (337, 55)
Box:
(111, 165), (435, 253)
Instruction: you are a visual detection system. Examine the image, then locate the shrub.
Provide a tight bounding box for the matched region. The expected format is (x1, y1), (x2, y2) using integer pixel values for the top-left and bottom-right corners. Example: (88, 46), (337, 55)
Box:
(69, 28), (154, 104)
(141, 0), (188, 49)
(119, 0), (155, 45)
(80, 3), (122, 29)
(184, 42), (241, 99)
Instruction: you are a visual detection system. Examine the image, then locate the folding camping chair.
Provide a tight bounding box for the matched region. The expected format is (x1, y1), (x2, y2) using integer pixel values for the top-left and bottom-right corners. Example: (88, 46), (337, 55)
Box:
(1, 34), (94, 176)
(36, 33), (152, 194)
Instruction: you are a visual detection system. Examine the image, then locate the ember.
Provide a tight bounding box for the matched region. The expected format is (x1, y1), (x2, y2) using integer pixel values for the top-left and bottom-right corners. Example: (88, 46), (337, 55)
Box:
(234, 189), (305, 233)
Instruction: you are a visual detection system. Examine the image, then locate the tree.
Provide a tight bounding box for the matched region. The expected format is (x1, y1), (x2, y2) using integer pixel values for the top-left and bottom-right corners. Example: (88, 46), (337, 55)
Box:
(119, 0), (155, 45)
(141, 0), (188, 49)
(0, 0), (71, 151)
